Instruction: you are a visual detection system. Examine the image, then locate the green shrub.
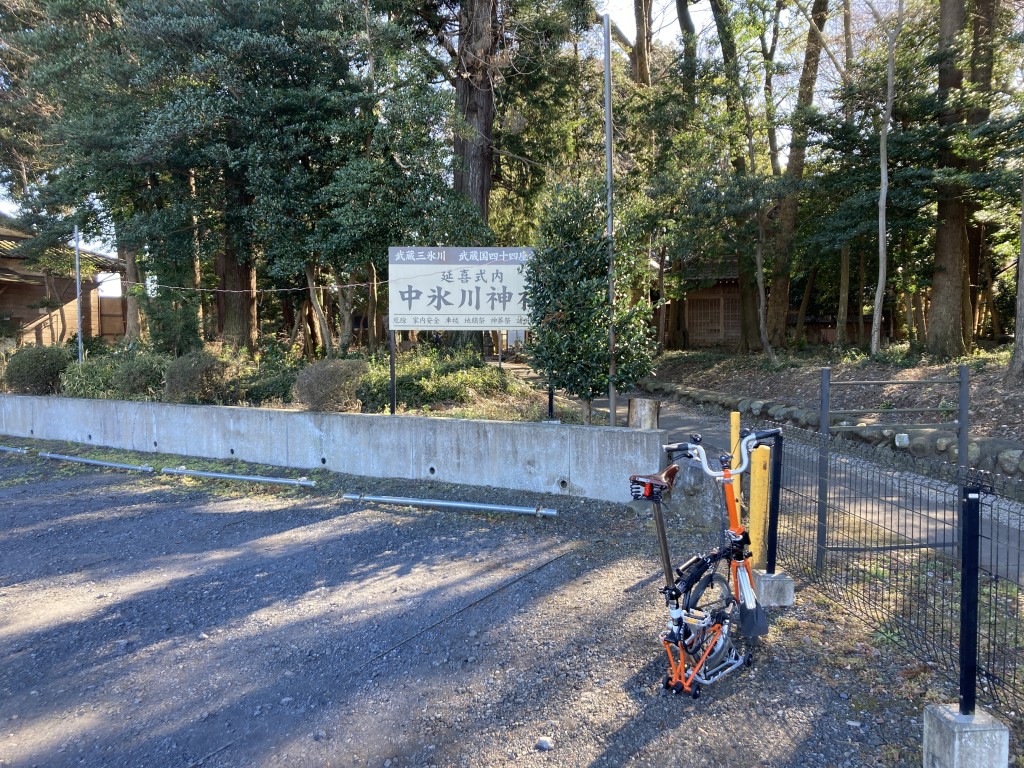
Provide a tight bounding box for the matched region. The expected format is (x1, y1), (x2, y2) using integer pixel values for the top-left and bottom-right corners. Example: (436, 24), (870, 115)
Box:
(65, 333), (111, 358)
(239, 368), (298, 406)
(110, 352), (168, 398)
(226, 339), (303, 406)
(293, 358), (369, 411)
(61, 346), (170, 400)
(4, 345), (73, 394)
(164, 350), (230, 403)
(357, 349), (524, 412)
(60, 357), (118, 399)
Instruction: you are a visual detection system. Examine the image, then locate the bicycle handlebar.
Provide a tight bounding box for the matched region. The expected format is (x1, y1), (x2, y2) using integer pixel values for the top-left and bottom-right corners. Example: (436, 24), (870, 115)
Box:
(663, 428), (781, 480)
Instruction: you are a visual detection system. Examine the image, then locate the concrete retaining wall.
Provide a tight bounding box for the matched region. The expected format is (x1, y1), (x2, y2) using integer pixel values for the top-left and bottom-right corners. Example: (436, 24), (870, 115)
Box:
(0, 395), (664, 503)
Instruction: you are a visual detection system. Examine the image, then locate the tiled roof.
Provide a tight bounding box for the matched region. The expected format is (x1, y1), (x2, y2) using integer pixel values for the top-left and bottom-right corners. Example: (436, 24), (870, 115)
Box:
(0, 215), (120, 272)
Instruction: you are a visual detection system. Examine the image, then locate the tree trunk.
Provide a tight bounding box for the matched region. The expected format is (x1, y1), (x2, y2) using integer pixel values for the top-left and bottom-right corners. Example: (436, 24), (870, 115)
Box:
(929, 198), (969, 356)
(657, 244), (667, 350)
(903, 292), (915, 342)
(367, 260), (379, 352)
(453, 0), (497, 221)
(738, 256), (760, 354)
(220, 242), (256, 351)
(299, 300), (317, 359)
(220, 167), (256, 350)
(758, 0), (784, 177)
(754, 211), (777, 364)
(676, 0), (697, 107)
(795, 266), (817, 344)
(913, 290), (927, 341)
(189, 169), (204, 338)
(927, 0), (968, 358)
(961, 254), (973, 353)
(334, 269), (355, 351)
(666, 294), (681, 349)
(858, 249), (866, 346)
(1005, 172), (1024, 383)
(121, 243), (142, 341)
(283, 298), (296, 341)
(835, 244), (850, 346)
(305, 263), (333, 357)
(632, 0), (653, 85)
(871, 0), (903, 356)
(765, 0), (830, 348)
(834, 0), (853, 349)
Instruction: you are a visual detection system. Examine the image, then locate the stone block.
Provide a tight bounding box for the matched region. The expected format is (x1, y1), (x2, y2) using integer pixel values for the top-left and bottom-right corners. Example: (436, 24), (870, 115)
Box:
(998, 449), (1022, 475)
(922, 703), (1009, 768)
(754, 569), (794, 607)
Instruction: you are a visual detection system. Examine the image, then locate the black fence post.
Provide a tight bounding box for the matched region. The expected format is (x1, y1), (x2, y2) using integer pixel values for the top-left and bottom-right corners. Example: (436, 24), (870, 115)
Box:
(816, 367), (831, 573)
(766, 432), (784, 575)
(548, 384), (554, 421)
(959, 485), (981, 716)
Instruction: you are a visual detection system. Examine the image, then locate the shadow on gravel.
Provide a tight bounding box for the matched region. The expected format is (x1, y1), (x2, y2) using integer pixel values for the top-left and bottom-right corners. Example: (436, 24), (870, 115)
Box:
(0, 462), (587, 768)
(0, 455), (934, 768)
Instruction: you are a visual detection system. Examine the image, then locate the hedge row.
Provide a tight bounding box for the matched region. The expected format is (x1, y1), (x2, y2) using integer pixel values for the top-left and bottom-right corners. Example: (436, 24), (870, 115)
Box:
(0, 343), (524, 413)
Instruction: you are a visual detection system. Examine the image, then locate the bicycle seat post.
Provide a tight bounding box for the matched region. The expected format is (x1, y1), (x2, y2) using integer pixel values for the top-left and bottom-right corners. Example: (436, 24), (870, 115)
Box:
(651, 497), (676, 595)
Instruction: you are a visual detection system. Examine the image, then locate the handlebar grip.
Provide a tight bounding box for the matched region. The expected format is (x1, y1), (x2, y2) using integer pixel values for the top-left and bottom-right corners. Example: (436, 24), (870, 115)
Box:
(663, 444), (694, 460)
(753, 428), (783, 441)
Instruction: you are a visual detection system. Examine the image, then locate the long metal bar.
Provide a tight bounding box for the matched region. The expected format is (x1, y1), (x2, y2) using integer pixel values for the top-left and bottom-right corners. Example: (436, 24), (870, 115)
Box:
(830, 422), (960, 432)
(342, 493), (557, 518)
(828, 378), (960, 386)
(40, 452), (154, 472)
(816, 368), (830, 573)
(829, 407), (957, 415)
(73, 225), (84, 364)
(0, 445), (29, 454)
(652, 499), (675, 589)
(959, 486), (981, 716)
(765, 432), (783, 575)
(162, 468), (315, 487)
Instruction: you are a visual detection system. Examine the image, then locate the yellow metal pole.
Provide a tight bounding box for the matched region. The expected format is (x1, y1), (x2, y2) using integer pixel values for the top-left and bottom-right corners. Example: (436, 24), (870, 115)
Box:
(748, 445), (771, 569)
(730, 411), (742, 501)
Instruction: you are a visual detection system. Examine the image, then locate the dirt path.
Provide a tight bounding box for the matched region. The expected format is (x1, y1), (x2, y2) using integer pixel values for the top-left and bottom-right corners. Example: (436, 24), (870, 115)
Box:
(0, 449), (984, 768)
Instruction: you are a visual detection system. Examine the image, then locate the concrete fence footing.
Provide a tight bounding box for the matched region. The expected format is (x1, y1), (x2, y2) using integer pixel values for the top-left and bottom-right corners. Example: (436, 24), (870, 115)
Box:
(754, 569), (795, 608)
(922, 704), (1009, 768)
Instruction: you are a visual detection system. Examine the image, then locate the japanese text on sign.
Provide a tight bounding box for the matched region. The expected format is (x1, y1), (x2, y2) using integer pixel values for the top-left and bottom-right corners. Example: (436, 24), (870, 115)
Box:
(388, 247), (532, 331)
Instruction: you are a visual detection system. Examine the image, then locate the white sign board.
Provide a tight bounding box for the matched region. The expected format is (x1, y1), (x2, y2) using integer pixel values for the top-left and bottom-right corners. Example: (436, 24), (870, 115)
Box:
(388, 247), (532, 331)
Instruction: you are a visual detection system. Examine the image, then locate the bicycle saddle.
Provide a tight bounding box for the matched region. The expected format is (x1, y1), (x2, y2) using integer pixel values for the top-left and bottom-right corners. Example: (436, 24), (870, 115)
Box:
(629, 464), (680, 489)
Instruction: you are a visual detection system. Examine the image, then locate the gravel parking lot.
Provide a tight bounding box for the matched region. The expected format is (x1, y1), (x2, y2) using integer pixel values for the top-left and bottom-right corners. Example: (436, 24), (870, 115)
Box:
(0, 445), (984, 768)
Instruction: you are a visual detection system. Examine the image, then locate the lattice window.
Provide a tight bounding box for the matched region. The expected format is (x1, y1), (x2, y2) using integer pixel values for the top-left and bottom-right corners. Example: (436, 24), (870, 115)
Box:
(688, 297), (721, 344)
(722, 294), (741, 343)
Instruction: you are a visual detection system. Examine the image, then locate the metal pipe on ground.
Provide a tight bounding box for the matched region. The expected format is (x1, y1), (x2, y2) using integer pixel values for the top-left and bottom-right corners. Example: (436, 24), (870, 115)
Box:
(0, 445), (29, 454)
(39, 452), (154, 472)
(161, 468), (316, 487)
(342, 493), (557, 518)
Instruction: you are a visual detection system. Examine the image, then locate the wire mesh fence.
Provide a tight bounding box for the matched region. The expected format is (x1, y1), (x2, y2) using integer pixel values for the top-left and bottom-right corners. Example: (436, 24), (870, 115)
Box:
(773, 427), (1024, 719)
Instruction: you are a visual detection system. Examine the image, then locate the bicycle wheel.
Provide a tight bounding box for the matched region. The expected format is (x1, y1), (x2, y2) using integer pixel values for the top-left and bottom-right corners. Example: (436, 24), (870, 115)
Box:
(682, 572), (737, 667)
(685, 572), (735, 620)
